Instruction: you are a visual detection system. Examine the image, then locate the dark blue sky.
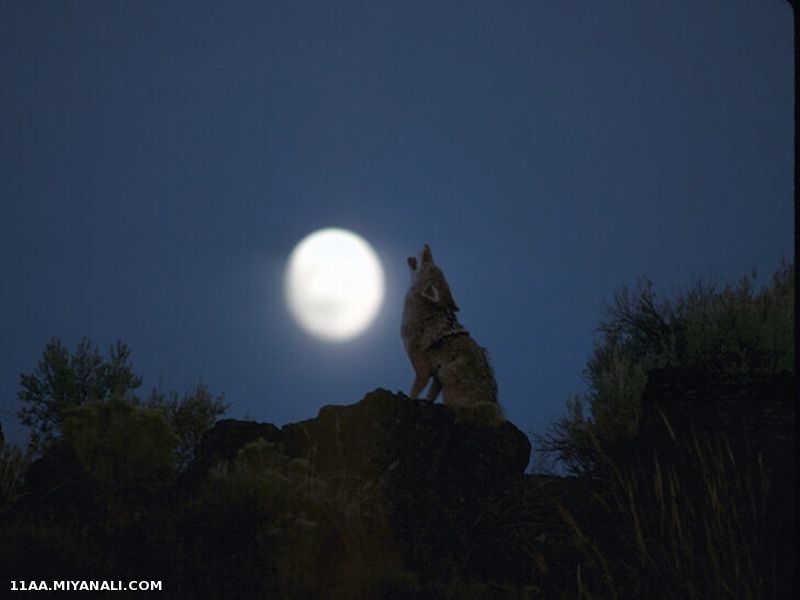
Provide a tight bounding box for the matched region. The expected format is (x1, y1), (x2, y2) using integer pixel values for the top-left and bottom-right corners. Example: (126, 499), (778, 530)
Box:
(1, 1), (793, 454)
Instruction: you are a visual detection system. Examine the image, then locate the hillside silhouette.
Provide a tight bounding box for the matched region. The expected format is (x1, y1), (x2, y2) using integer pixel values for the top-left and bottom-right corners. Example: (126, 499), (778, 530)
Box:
(1, 263), (794, 598)
(1, 373), (793, 598)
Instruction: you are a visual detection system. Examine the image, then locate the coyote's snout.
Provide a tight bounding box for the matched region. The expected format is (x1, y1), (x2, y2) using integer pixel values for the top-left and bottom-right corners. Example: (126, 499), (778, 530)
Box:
(401, 244), (502, 424)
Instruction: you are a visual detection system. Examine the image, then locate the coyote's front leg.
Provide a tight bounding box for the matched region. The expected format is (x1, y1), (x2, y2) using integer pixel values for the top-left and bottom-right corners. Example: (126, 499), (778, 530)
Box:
(409, 372), (430, 400)
(425, 376), (442, 402)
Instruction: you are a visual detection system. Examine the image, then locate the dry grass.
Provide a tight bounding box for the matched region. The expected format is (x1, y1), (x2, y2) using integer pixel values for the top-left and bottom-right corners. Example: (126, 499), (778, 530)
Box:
(556, 419), (778, 599)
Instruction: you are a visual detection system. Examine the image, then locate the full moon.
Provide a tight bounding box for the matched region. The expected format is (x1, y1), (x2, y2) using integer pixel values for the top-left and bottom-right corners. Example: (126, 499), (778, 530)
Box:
(285, 228), (385, 342)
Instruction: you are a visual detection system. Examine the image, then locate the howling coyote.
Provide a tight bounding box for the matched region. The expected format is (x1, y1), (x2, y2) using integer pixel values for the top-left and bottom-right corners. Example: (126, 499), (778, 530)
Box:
(401, 244), (502, 424)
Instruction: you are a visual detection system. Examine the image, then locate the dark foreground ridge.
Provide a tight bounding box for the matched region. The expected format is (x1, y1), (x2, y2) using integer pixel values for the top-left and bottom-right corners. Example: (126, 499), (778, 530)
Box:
(189, 389), (530, 489)
(2, 372), (794, 598)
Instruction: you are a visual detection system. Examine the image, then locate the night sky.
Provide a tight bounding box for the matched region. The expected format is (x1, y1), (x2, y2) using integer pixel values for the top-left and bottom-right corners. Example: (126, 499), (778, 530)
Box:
(0, 1), (793, 454)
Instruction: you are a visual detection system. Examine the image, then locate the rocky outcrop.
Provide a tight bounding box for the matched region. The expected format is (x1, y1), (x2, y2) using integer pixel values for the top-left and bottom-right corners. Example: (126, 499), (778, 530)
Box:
(190, 389), (530, 487)
(280, 389), (530, 485)
(191, 389), (532, 582)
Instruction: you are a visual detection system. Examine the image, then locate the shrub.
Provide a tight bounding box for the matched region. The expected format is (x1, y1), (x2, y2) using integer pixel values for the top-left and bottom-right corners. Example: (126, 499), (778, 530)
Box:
(0, 444), (29, 512)
(188, 438), (417, 597)
(17, 338), (142, 455)
(62, 398), (178, 498)
(538, 260), (794, 475)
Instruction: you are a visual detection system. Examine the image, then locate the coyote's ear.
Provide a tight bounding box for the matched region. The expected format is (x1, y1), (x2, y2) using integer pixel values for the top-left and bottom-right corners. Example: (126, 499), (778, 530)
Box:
(407, 256), (417, 271)
(421, 244), (433, 265)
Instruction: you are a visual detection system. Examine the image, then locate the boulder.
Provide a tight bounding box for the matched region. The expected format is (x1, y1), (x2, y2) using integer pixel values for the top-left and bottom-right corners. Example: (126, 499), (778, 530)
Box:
(281, 388), (530, 485)
(190, 388), (532, 579)
(191, 389), (530, 489)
